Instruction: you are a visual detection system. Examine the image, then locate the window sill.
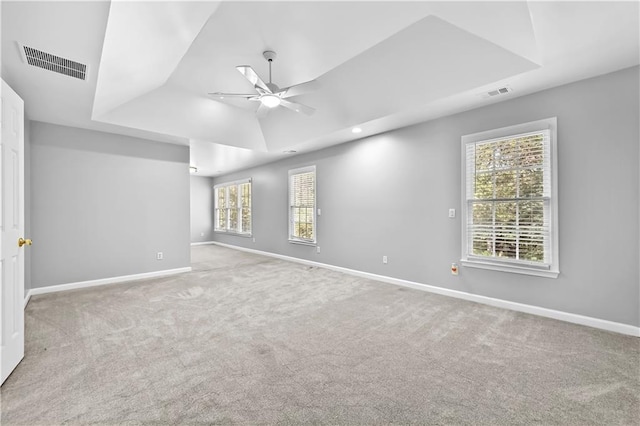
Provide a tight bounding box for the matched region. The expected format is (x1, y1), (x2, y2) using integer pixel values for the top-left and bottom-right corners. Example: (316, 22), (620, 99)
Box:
(460, 259), (559, 279)
(214, 230), (252, 238)
(288, 239), (316, 247)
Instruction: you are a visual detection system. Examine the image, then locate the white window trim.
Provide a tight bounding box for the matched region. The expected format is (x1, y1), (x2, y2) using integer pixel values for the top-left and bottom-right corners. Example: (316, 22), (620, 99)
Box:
(461, 117), (559, 278)
(288, 165), (317, 245)
(214, 178), (252, 236)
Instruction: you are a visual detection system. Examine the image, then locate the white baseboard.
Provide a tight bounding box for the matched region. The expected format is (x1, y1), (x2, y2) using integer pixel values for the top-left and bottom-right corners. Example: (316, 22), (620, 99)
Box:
(191, 241), (216, 246)
(24, 289), (32, 309)
(212, 242), (640, 338)
(27, 267), (192, 297)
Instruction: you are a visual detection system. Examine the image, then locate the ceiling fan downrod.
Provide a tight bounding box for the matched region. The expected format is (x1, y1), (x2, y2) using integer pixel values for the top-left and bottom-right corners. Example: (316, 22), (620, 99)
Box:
(263, 50), (277, 84)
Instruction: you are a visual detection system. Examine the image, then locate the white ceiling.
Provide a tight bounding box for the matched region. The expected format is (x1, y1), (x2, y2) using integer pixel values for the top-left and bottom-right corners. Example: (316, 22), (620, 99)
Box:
(1, 1), (638, 176)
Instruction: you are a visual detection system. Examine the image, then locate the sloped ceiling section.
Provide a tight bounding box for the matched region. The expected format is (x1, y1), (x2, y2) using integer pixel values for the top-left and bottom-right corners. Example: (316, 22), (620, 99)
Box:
(92, 1), (221, 118)
(259, 15), (538, 152)
(91, 1), (539, 153)
(98, 84), (267, 151)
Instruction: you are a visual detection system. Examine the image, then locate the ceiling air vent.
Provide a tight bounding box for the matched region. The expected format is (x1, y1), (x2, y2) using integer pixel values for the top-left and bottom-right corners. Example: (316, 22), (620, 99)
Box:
(481, 86), (512, 98)
(19, 44), (87, 81)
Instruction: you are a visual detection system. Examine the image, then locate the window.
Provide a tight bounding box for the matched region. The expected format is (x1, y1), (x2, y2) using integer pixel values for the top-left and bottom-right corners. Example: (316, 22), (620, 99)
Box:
(214, 179), (251, 235)
(461, 118), (558, 278)
(288, 166), (316, 244)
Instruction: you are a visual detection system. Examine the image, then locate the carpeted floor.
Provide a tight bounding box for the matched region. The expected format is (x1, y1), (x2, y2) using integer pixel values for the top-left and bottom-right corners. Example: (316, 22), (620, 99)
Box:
(1, 244), (639, 425)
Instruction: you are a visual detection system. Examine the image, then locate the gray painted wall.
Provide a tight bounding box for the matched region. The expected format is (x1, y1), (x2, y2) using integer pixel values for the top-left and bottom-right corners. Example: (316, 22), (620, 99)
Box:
(213, 66), (640, 327)
(24, 116), (31, 292)
(30, 122), (190, 288)
(190, 175), (214, 243)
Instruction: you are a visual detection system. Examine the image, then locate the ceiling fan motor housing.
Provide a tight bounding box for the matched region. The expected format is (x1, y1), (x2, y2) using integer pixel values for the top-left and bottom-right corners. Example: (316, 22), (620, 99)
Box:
(266, 82), (280, 92)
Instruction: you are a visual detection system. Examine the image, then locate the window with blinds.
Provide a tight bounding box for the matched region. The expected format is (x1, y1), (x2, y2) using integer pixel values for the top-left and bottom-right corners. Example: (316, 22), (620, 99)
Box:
(461, 118), (558, 278)
(214, 179), (251, 235)
(289, 166), (316, 243)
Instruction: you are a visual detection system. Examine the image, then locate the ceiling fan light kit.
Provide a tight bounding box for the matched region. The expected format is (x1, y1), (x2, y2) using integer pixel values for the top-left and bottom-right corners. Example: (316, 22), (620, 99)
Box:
(260, 94), (281, 108)
(209, 50), (316, 117)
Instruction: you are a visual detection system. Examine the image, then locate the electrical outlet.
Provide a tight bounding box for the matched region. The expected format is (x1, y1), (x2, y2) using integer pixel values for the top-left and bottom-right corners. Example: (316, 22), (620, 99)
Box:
(382, 255), (388, 264)
(451, 263), (459, 275)
(449, 208), (456, 218)
(316, 246), (321, 254)
(252, 237), (256, 243)
(157, 252), (163, 260)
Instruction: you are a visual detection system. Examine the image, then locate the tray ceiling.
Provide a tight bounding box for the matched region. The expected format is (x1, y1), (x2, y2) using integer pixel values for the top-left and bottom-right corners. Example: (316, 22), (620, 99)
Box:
(1, 1), (638, 175)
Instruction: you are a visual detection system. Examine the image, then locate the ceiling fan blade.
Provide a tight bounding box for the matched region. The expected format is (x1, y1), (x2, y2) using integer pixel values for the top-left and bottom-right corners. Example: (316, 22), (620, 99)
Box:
(208, 92), (257, 99)
(254, 86), (269, 96)
(256, 103), (271, 118)
(280, 99), (315, 115)
(236, 66), (271, 94)
(278, 80), (319, 98)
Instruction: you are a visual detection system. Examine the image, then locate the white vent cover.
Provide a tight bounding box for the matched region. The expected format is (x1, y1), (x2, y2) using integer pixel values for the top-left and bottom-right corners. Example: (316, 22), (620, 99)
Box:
(480, 86), (512, 98)
(19, 43), (87, 81)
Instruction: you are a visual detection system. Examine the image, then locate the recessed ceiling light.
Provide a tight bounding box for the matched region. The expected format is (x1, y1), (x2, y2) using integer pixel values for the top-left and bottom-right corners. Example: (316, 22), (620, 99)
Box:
(352, 127), (362, 134)
(219, 96), (224, 100)
(283, 150), (297, 154)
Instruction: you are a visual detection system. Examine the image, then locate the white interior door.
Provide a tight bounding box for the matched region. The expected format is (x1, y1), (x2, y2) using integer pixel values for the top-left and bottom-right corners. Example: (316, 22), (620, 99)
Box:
(0, 79), (25, 385)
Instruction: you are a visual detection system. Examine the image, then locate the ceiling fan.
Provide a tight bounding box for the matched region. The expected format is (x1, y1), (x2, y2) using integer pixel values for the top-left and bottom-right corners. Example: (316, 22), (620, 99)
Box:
(209, 51), (317, 118)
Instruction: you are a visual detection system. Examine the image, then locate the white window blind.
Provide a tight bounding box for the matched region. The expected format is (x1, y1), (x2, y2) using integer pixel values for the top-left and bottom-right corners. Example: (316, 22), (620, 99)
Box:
(289, 166), (316, 243)
(462, 118), (558, 278)
(214, 179), (251, 235)
(215, 186), (227, 231)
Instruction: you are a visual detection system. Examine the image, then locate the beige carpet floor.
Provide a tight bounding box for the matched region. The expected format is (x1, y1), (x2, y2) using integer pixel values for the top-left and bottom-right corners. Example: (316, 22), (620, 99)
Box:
(1, 244), (639, 425)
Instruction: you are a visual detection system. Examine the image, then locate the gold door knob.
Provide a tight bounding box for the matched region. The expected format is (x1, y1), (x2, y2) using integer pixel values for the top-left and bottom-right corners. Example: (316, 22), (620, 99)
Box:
(18, 238), (32, 247)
